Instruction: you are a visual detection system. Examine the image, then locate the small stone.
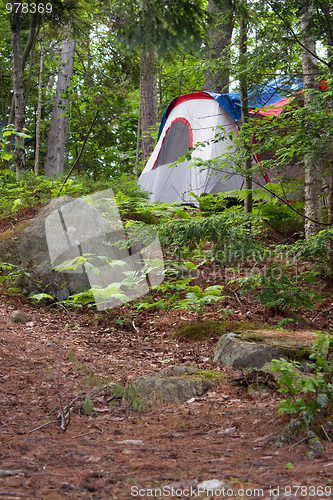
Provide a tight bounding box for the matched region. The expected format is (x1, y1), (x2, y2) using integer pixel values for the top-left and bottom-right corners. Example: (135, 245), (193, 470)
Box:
(197, 479), (226, 492)
(306, 431), (325, 458)
(10, 310), (30, 323)
(247, 382), (263, 397)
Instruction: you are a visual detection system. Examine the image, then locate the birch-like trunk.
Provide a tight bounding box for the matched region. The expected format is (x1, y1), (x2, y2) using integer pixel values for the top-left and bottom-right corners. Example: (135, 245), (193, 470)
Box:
(301, 9), (322, 238)
(11, 1), (25, 180)
(140, 48), (158, 164)
(34, 26), (44, 176)
(239, 12), (252, 213)
(9, 10), (38, 125)
(44, 34), (75, 177)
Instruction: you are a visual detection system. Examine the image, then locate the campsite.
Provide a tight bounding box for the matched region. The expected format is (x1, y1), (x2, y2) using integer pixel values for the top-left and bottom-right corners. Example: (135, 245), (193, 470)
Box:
(2, 0), (333, 498)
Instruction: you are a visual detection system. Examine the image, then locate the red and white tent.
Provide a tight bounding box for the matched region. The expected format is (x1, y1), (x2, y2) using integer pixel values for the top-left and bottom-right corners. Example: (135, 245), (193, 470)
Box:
(138, 78), (303, 204)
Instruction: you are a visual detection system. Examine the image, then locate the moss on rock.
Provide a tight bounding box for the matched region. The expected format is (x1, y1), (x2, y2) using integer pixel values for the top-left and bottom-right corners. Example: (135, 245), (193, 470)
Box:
(174, 320), (256, 342)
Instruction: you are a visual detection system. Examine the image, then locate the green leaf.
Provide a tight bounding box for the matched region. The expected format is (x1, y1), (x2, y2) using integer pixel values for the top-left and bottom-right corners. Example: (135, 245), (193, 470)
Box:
(30, 293), (55, 302)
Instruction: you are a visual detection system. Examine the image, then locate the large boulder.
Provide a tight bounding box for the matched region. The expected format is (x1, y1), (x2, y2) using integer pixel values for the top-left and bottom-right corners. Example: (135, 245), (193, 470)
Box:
(133, 365), (222, 403)
(0, 191), (163, 308)
(0, 196), (89, 300)
(213, 330), (318, 370)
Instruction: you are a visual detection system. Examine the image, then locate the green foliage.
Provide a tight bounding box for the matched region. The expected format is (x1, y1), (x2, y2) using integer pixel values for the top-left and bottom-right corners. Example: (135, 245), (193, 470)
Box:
(117, 0), (209, 55)
(175, 284), (225, 313)
(83, 397), (94, 415)
(30, 292), (55, 303)
(0, 125), (14, 164)
(280, 229), (333, 269)
(84, 370), (104, 387)
(51, 250), (162, 310)
(137, 279), (224, 313)
(235, 264), (321, 313)
(190, 191), (241, 213)
(158, 211), (263, 261)
(272, 333), (333, 425)
(253, 200), (304, 234)
(110, 382), (146, 412)
(0, 262), (29, 284)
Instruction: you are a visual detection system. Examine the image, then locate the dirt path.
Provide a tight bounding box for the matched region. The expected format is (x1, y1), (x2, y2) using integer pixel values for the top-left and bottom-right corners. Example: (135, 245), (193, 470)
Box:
(1, 295), (333, 500)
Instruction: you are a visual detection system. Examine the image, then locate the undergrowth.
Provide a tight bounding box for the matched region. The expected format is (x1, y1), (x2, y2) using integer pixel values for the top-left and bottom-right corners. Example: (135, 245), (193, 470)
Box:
(272, 332), (333, 431)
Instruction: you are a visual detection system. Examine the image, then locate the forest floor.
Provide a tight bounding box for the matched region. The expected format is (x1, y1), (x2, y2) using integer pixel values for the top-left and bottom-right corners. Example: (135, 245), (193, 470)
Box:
(1, 208), (333, 499)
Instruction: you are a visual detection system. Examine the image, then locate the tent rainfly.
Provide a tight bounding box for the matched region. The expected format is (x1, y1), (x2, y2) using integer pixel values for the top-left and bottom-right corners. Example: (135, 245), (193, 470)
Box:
(138, 78), (303, 204)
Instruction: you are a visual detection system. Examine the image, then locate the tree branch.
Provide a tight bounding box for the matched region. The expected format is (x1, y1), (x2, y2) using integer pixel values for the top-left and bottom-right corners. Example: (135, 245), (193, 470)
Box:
(57, 111), (99, 197)
(265, 0), (330, 68)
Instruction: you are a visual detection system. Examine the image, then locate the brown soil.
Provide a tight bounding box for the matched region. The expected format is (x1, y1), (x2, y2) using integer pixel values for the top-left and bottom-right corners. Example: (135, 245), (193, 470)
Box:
(1, 204), (333, 499)
(1, 287), (333, 500)
(0, 204), (45, 235)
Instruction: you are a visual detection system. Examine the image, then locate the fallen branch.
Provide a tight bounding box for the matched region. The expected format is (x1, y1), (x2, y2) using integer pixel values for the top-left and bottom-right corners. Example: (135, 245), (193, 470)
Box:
(27, 419), (58, 434)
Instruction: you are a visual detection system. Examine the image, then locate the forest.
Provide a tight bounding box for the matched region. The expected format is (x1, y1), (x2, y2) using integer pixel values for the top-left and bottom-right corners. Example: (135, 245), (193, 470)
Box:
(1, 0), (333, 497)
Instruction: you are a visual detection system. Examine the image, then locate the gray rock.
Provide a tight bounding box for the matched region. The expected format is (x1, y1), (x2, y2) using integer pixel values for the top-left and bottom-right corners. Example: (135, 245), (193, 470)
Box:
(0, 194), (137, 303)
(307, 431), (325, 458)
(214, 333), (285, 369)
(9, 310), (30, 323)
(133, 375), (214, 403)
(0, 197), (89, 300)
(214, 330), (317, 370)
(133, 365), (216, 403)
(156, 364), (199, 378)
(273, 416), (325, 457)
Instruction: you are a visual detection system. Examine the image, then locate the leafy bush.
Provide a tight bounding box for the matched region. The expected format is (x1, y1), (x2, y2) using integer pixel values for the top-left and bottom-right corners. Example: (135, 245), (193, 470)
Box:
(137, 279), (225, 313)
(253, 200), (304, 234)
(190, 191), (241, 213)
(235, 264), (320, 313)
(272, 333), (333, 426)
(158, 211), (264, 262)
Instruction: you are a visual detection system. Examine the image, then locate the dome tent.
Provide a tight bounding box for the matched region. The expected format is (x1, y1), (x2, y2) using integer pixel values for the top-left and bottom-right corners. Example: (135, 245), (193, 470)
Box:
(138, 78), (303, 204)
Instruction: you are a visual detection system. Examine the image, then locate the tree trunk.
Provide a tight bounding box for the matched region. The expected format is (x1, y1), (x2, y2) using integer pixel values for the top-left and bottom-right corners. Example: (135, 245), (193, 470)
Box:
(8, 10), (38, 126)
(44, 33), (75, 177)
(140, 48), (158, 164)
(239, 11), (252, 213)
(204, 0), (233, 93)
(134, 98), (141, 180)
(301, 8), (322, 238)
(34, 26), (44, 176)
(11, 1), (25, 180)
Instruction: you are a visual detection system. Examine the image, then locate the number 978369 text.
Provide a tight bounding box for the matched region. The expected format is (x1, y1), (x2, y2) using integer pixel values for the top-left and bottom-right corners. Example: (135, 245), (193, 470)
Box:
(6, 3), (52, 14)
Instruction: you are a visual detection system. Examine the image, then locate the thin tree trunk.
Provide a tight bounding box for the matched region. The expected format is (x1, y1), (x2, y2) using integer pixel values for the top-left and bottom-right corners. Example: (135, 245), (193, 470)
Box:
(11, 0), (25, 179)
(239, 11), (252, 213)
(34, 25), (44, 176)
(135, 98), (141, 181)
(44, 32), (75, 177)
(140, 48), (158, 164)
(8, 10), (38, 126)
(204, 0), (233, 93)
(301, 8), (322, 238)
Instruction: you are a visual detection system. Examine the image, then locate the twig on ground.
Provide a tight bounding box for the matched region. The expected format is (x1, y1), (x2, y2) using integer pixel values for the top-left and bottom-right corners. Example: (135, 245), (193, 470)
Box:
(233, 292), (243, 307)
(289, 435), (310, 450)
(321, 424), (331, 441)
(72, 426), (104, 439)
(0, 470), (24, 478)
(27, 419), (58, 433)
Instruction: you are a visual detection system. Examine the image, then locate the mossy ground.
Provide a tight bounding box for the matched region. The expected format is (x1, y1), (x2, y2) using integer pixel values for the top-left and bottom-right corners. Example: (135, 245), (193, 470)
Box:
(173, 320), (257, 342)
(186, 370), (224, 382)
